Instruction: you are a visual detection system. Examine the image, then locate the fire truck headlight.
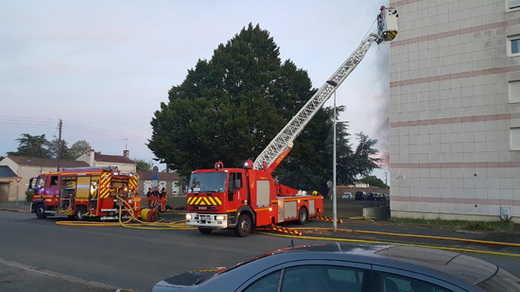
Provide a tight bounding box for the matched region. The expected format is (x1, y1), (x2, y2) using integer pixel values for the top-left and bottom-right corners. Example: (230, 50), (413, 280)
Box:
(215, 215), (225, 221)
(186, 214), (192, 220)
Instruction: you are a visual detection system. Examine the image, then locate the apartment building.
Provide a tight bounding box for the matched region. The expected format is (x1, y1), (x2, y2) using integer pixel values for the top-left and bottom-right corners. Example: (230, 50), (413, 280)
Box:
(389, 0), (520, 222)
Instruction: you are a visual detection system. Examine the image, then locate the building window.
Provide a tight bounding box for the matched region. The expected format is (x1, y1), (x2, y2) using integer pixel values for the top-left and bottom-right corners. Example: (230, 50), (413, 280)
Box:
(509, 35), (520, 56)
(509, 80), (520, 103)
(511, 128), (520, 150)
(508, 0), (520, 10)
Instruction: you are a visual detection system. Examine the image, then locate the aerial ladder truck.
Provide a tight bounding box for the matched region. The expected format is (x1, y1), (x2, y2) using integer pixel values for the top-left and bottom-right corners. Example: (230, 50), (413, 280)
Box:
(185, 7), (398, 236)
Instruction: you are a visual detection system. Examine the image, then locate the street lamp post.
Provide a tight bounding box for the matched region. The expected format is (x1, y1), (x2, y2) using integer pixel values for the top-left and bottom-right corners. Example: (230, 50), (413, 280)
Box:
(327, 80), (338, 231)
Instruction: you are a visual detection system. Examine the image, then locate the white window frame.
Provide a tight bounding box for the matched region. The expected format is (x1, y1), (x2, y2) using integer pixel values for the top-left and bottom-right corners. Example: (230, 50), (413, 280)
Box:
(509, 80), (520, 103)
(507, 0), (520, 11)
(511, 128), (520, 151)
(508, 35), (520, 57)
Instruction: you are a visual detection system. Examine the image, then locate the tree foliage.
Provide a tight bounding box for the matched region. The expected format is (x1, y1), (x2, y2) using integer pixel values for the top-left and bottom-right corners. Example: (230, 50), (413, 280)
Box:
(68, 140), (91, 160)
(7, 134), (51, 158)
(279, 106), (382, 194)
(149, 24), (313, 175)
(337, 132), (381, 185)
(149, 23), (381, 195)
(134, 159), (153, 172)
(5, 134), (150, 167)
(47, 138), (69, 159)
(360, 175), (387, 188)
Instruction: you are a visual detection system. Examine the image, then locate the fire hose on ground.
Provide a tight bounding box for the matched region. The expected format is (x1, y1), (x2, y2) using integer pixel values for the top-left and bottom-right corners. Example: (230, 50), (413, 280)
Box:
(54, 200), (520, 258)
(56, 196), (195, 231)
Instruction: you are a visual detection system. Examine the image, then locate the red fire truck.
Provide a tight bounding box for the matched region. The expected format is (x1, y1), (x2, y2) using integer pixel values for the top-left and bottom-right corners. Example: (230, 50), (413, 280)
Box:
(186, 149), (324, 237)
(30, 167), (140, 220)
(185, 7), (398, 236)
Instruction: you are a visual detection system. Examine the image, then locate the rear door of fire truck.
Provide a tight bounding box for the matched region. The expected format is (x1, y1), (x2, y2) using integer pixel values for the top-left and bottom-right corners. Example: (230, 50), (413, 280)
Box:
(58, 175), (77, 215)
(88, 174), (100, 216)
(73, 175), (92, 219)
(57, 174), (89, 219)
(97, 171), (113, 214)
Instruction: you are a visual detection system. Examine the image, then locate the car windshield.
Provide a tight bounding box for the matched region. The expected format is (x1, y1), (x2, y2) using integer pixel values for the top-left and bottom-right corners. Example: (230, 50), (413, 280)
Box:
(189, 172), (227, 193)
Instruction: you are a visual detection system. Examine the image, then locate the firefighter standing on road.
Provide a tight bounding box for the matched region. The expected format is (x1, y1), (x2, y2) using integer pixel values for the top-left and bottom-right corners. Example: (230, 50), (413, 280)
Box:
(132, 191), (142, 217)
(146, 188), (153, 207)
(151, 187), (160, 208)
(160, 187), (167, 212)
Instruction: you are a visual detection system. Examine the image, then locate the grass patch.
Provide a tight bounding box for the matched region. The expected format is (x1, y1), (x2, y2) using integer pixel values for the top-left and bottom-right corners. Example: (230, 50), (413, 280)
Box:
(389, 218), (516, 232)
(168, 196), (187, 207)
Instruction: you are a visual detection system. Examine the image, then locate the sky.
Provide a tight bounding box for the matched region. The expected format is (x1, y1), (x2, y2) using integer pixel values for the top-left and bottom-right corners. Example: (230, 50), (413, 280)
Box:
(0, 0), (391, 182)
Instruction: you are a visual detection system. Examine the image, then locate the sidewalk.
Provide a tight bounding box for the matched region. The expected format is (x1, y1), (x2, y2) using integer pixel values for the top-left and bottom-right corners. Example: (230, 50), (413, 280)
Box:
(0, 201), (31, 213)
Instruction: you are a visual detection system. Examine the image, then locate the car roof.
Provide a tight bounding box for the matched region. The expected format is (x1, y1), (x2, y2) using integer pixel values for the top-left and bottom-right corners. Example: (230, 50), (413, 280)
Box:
(155, 243), (508, 291)
(234, 243), (498, 287)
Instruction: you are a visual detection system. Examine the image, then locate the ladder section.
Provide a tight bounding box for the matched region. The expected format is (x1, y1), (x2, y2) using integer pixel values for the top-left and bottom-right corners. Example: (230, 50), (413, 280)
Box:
(253, 33), (380, 170)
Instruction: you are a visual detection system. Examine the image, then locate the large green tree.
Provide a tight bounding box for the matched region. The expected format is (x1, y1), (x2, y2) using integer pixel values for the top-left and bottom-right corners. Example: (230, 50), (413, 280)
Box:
(149, 23), (381, 194)
(337, 132), (381, 184)
(360, 175), (388, 188)
(68, 140), (91, 160)
(134, 159), (153, 172)
(7, 133), (51, 158)
(149, 24), (313, 175)
(48, 138), (69, 159)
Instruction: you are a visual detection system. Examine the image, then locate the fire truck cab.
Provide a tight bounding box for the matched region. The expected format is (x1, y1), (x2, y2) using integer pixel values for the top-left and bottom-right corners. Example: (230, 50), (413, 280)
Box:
(30, 167), (140, 220)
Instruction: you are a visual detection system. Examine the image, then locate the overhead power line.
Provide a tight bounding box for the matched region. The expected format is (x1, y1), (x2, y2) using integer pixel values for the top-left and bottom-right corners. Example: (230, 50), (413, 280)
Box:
(0, 115), (150, 144)
(62, 120), (149, 142)
(0, 116), (55, 127)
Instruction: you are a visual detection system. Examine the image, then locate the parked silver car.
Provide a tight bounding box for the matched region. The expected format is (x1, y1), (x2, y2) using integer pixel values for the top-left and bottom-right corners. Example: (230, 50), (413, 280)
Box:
(341, 192), (353, 199)
(153, 243), (520, 291)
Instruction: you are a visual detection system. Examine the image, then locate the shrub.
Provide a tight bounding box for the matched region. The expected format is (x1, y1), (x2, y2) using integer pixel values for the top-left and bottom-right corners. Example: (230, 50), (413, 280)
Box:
(25, 190), (34, 202)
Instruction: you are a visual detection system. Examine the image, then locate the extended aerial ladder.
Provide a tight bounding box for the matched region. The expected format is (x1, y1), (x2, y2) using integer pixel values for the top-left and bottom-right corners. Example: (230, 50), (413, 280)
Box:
(185, 7), (398, 237)
(253, 6), (398, 171)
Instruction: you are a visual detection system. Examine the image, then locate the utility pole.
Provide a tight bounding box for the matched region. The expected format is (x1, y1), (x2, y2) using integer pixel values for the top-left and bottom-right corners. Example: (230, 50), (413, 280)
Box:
(57, 119), (63, 171)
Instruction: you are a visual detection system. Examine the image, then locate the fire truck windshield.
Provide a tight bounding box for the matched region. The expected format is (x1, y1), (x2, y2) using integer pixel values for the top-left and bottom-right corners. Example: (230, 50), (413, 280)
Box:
(35, 177), (45, 189)
(189, 172), (227, 193)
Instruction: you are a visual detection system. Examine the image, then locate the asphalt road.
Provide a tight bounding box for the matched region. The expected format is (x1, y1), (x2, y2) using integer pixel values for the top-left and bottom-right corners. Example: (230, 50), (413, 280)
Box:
(0, 211), (319, 291)
(2, 210), (520, 291)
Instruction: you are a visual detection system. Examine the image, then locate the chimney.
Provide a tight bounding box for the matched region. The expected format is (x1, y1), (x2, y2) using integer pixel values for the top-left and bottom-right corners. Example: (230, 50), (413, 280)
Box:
(89, 149), (95, 166)
(123, 150), (130, 159)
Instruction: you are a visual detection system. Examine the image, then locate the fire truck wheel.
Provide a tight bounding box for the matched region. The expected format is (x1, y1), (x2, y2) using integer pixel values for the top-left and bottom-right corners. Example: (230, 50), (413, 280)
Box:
(35, 203), (47, 219)
(235, 214), (252, 237)
(298, 207), (308, 225)
(75, 206), (88, 221)
(198, 227), (213, 234)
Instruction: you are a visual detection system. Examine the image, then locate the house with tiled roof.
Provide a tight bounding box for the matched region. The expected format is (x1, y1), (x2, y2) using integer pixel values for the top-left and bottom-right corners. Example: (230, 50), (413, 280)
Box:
(0, 156), (89, 202)
(0, 165), (17, 202)
(76, 149), (136, 173)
